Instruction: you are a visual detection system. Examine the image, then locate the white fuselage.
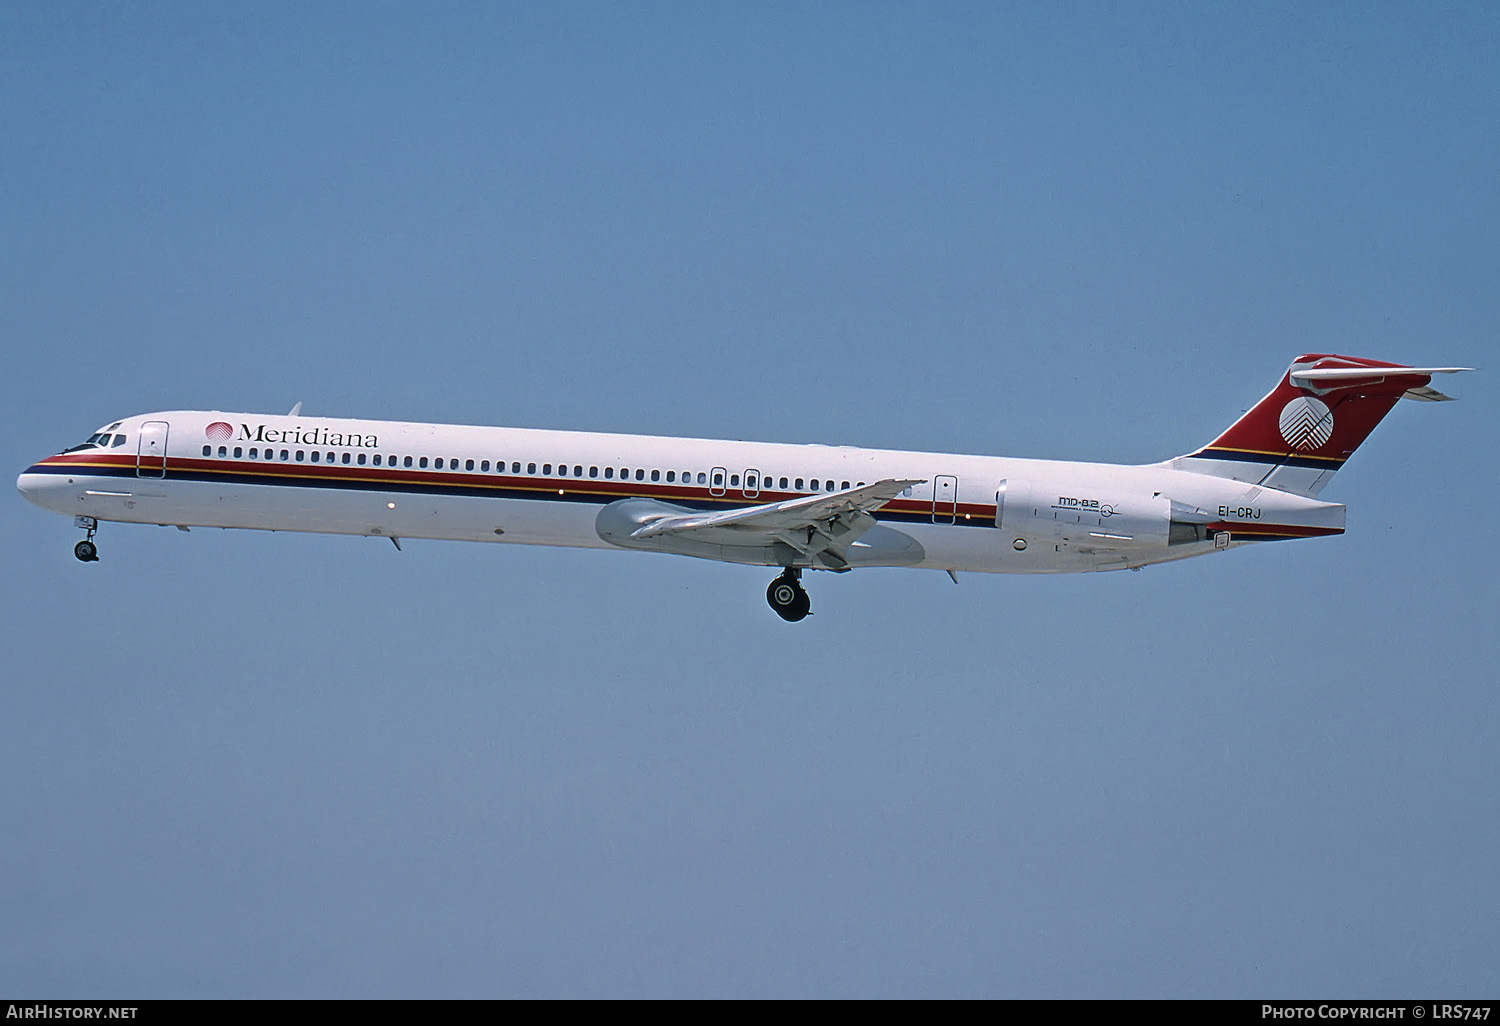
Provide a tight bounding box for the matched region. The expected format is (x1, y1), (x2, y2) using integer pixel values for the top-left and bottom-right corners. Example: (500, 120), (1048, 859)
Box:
(17, 410), (1346, 575)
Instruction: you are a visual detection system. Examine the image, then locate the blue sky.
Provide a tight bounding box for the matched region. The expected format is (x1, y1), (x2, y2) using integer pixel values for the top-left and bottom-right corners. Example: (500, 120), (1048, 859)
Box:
(3, 2), (1496, 997)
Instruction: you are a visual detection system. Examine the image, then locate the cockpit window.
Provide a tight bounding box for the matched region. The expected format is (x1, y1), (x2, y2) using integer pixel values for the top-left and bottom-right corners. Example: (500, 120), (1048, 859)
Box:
(112, 434), (127, 447)
(61, 432), (110, 453)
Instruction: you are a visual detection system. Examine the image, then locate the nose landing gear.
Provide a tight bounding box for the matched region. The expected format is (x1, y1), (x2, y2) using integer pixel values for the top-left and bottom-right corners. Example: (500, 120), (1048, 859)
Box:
(767, 569), (810, 622)
(74, 516), (99, 562)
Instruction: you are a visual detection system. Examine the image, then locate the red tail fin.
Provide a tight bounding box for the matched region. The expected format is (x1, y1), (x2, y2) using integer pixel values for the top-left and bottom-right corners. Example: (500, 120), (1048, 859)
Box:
(1172, 355), (1469, 496)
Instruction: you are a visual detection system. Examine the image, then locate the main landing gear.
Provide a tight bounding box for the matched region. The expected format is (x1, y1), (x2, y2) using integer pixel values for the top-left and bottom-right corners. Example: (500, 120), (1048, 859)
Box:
(767, 569), (811, 622)
(74, 516), (99, 562)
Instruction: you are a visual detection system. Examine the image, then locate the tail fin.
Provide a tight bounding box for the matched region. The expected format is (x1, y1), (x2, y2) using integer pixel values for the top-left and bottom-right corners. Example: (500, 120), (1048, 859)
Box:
(1170, 354), (1472, 497)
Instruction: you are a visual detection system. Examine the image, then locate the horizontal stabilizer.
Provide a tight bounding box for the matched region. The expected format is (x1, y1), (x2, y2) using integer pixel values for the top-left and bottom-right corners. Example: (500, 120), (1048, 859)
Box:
(1402, 385), (1461, 402)
(1289, 366), (1473, 401)
(1290, 365), (1473, 386)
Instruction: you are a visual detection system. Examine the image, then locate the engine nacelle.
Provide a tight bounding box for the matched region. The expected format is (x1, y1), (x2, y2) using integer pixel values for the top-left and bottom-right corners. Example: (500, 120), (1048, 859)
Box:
(997, 480), (1172, 556)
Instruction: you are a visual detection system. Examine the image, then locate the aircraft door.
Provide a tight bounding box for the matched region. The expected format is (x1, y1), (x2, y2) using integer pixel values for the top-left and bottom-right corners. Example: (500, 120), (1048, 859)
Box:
(137, 421), (169, 478)
(932, 474), (958, 524)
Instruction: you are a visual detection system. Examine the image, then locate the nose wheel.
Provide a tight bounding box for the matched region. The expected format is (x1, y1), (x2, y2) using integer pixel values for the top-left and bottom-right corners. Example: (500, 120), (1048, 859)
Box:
(767, 569), (810, 622)
(74, 516), (99, 562)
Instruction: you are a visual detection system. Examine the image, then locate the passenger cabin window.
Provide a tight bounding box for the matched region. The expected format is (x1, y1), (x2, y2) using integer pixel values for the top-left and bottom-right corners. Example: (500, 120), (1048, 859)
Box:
(296, 451), (305, 462)
(589, 466), (598, 478)
(419, 457), (429, 468)
(357, 453), (366, 465)
(234, 447), (243, 458)
(202, 445), (211, 456)
(651, 470), (660, 482)
(218, 446), (227, 457)
(666, 471), (675, 482)
(604, 467), (614, 479)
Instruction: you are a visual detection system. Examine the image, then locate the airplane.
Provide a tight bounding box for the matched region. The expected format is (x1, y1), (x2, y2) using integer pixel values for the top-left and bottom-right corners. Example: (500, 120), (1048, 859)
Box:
(17, 354), (1471, 621)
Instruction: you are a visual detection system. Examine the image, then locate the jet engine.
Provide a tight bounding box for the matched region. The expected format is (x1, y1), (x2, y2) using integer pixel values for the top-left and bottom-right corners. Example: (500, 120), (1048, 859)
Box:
(996, 480), (1176, 557)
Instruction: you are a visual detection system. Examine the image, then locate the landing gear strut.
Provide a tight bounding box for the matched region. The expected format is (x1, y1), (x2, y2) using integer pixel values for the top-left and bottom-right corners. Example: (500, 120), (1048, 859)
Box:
(74, 516), (99, 562)
(766, 569), (811, 622)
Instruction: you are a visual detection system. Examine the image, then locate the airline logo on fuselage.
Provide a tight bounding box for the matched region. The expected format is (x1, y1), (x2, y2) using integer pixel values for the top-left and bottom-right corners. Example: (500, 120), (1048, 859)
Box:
(228, 423), (380, 448)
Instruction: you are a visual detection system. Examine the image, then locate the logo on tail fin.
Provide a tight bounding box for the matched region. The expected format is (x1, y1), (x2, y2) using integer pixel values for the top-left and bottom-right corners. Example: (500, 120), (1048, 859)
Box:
(1278, 396), (1333, 451)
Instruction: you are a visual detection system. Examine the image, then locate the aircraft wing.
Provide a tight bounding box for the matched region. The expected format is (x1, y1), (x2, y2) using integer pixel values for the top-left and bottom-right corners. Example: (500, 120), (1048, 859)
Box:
(631, 478), (921, 538)
(627, 478), (924, 569)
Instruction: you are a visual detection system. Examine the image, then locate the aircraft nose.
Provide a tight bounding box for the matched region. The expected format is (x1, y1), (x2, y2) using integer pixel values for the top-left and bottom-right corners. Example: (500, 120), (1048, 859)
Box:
(18, 468), (39, 502)
(17, 465), (60, 511)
